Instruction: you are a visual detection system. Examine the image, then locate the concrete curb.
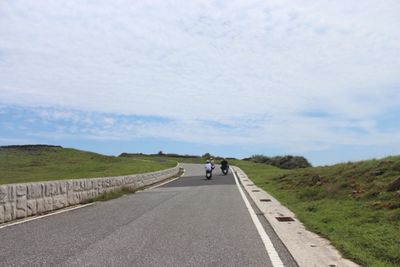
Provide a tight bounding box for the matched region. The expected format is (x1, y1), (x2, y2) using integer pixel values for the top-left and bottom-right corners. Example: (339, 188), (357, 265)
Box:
(231, 166), (360, 267)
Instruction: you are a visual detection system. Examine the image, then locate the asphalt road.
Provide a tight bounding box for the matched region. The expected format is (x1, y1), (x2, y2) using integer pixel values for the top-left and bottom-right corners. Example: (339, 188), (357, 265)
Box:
(0, 164), (297, 267)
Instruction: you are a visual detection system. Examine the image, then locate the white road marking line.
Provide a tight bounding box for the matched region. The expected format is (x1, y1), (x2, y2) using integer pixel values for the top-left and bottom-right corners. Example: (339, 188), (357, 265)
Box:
(0, 203), (95, 230)
(232, 168), (285, 267)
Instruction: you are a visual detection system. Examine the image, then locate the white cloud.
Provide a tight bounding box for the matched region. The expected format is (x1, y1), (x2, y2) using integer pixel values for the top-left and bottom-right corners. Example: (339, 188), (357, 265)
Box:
(0, 0), (400, 154)
(6, 106), (395, 154)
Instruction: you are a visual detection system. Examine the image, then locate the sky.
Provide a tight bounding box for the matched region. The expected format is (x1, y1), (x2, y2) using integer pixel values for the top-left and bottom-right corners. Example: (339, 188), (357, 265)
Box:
(0, 0), (399, 166)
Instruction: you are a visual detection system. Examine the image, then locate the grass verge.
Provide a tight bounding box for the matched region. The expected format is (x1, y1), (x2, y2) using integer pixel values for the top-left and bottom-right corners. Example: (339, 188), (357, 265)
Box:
(83, 167), (184, 203)
(84, 187), (138, 203)
(0, 146), (176, 185)
(233, 158), (400, 267)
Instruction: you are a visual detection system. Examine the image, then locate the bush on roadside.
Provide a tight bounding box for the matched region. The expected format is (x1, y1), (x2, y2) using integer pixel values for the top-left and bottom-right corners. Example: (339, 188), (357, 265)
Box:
(245, 154), (312, 169)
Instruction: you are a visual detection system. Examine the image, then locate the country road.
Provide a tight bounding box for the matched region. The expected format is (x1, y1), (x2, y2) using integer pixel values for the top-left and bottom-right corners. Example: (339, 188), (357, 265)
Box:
(0, 164), (297, 267)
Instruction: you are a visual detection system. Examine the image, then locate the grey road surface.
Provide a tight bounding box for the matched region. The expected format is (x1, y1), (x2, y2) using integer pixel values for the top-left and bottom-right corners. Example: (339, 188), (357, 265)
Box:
(0, 164), (297, 267)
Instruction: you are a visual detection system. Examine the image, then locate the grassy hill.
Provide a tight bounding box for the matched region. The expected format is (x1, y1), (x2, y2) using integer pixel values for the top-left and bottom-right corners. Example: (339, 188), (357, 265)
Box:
(0, 145), (176, 185)
(119, 152), (206, 164)
(234, 156), (400, 267)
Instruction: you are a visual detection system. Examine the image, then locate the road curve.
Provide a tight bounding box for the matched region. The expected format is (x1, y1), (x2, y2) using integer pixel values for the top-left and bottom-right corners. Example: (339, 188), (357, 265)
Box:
(0, 164), (297, 267)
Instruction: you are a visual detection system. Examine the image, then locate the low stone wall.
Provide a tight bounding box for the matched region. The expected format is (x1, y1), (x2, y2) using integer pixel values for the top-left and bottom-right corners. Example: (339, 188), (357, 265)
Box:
(0, 165), (180, 224)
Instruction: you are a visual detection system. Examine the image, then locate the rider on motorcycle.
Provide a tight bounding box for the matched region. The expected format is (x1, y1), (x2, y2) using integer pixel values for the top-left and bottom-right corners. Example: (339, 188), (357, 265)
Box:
(210, 157), (215, 169)
(205, 160), (213, 179)
(205, 160), (213, 172)
(220, 158), (229, 174)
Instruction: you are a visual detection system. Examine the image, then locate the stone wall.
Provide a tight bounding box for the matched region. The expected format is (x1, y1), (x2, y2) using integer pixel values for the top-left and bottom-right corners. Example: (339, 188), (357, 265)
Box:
(0, 165), (180, 224)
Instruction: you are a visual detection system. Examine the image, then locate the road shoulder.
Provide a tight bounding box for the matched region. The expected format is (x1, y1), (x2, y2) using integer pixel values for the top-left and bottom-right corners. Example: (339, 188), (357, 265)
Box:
(231, 166), (360, 267)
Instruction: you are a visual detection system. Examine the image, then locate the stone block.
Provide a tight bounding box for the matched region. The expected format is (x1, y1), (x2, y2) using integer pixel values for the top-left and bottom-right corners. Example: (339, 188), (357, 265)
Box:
(27, 199), (37, 216)
(27, 183), (43, 199)
(0, 185), (7, 204)
(16, 210), (26, 219)
(136, 179), (144, 188)
(43, 197), (53, 212)
(60, 182), (67, 194)
(79, 191), (88, 202)
(45, 183), (52, 197)
(123, 177), (130, 185)
(91, 180), (98, 190)
(36, 199), (45, 214)
(73, 180), (81, 191)
(0, 204), (4, 223)
(8, 185), (16, 202)
(98, 187), (105, 195)
(67, 194), (75, 205)
(66, 180), (74, 192)
(16, 184), (27, 197)
(53, 195), (68, 209)
(91, 190), (98, 198)
(80, 180), (85, 191)
(84, 180), (92, 190)
(51, 182), (59, 196)
(4, 203), (16, 222)
(68, 193), (80, 205)
(130, 177), (137, 185)
(16, 197), (27, 219)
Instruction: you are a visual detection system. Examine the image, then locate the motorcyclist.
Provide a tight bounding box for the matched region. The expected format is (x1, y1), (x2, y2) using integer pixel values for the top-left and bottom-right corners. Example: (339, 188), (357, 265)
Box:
(220, 158), (229, 169)
(205, 160), (213, 172)
(210, 157), (215, 170)
(220, 158), (229, 174)
(205, 160), (213, 179)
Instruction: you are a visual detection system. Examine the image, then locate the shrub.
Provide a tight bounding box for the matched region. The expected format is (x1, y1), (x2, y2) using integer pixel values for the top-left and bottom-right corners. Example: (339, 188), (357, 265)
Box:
(247, 154), (312, 169)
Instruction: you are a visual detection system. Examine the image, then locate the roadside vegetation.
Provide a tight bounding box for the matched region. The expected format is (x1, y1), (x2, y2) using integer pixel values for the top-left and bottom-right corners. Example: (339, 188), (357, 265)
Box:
(119, 151), (205, 163)
(0, 145), (176, 185)
(83, 186), (138, 203)
(83, 167), (184, 203)
(233, 157), (400, 267)
(243, 154), (312, 169)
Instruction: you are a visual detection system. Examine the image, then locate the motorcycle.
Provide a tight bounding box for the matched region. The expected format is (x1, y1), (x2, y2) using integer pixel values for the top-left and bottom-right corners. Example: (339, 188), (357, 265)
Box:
(206, 169), (212, 179)
(205, 161), (215, 179)
(221, 165), (229, 175)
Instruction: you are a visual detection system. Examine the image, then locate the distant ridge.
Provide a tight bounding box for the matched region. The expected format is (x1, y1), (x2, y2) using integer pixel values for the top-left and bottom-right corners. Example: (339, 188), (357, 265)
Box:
(0, 144), (63, 149)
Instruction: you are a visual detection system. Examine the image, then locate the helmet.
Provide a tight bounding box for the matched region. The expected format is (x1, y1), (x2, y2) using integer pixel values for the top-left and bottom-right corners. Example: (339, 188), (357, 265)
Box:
(206, 160), (210, 163)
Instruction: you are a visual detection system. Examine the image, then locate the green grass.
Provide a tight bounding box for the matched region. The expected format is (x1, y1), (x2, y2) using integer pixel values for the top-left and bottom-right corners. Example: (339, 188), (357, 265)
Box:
(84, 187), (138, 203)
(233, 157), (400, 267)
(84, 167), (184, 203)
(0, 146), (176, 185)
(120, 153), (207, 164)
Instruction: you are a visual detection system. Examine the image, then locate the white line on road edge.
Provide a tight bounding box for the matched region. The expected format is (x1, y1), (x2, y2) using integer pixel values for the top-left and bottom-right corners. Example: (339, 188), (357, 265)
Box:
(232, 168), (285, 267)
(0, 203), (95, 230)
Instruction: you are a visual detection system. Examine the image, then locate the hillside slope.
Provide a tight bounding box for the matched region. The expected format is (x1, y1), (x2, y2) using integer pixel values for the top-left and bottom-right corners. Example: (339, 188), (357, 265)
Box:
(0, 145), (176, 185)
(234, 156), (400, 267)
